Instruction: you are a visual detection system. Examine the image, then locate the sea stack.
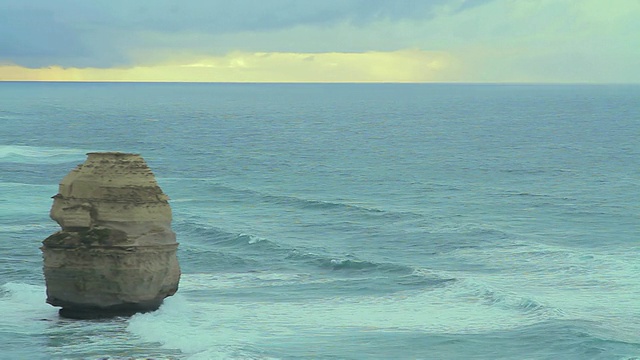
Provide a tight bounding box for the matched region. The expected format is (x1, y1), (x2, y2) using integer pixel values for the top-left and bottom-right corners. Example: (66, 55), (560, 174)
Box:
(41, 152), (180, 319)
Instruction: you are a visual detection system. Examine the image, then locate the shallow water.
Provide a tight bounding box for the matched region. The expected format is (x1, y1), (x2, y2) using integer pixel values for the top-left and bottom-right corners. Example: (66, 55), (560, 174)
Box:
(1, 82), (639, 359)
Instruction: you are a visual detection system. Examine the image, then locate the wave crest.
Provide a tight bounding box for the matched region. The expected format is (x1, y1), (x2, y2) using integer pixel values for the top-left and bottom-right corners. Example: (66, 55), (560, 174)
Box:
(0, 145), (87, 164)
(457, 279), (563, 317)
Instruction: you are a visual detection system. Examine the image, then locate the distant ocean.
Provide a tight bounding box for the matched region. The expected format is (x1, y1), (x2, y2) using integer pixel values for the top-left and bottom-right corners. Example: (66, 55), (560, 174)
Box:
(1, 82), (639, 360)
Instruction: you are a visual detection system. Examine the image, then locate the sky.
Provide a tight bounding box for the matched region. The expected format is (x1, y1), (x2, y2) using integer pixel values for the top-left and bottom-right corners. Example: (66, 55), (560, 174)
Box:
(0, 0), (638, 83)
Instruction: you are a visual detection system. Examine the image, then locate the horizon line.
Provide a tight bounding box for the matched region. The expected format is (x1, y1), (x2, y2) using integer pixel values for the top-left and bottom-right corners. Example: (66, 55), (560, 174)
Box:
(1, 80), (637, 86)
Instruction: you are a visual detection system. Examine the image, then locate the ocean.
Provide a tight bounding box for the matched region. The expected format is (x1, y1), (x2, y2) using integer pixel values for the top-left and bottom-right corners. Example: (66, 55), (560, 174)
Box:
(0, 82), (638, 359)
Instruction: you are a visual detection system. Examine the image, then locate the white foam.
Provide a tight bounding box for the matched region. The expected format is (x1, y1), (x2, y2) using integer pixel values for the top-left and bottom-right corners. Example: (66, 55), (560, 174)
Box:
(178, 272), (337, 291)
(0, 283), (58, 330)
(0, 223), (56, 233)
(246, 235), (267, 244)
(168, 198), (197, 203)
(125, 273), (551, 358)
(0, 145), (88, 164)
(128, 294), (263, 357)
(445, 242), (640, 344)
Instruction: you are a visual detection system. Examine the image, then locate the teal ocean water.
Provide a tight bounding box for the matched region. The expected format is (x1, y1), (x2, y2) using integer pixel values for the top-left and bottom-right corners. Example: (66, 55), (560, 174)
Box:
(1, 82), (639, 359)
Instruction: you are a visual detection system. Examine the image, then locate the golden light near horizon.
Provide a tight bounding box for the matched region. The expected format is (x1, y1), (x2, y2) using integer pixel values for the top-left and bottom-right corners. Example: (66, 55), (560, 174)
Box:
(0, 50), (459, 83)
(0, 0), (638, 83)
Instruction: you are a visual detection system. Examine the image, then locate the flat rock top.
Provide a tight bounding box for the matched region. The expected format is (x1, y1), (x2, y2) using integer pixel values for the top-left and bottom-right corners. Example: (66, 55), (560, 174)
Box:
(64, 152), (159, 186)
(55, 152), (169, 203)
(87, 151), (140, 156)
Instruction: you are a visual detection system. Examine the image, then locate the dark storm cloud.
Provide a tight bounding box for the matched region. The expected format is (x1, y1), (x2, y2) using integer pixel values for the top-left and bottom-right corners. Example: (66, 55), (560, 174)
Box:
(90, 0), (474, 33)
(0, 0), (491, 68)
(0, 8), (86, 65)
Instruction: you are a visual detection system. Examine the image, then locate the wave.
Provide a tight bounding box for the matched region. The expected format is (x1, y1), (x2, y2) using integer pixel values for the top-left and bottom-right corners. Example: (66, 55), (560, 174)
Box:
(0, 282), (181, 359)
(175, 220), (457, 294)
(0, 282), (57, 322)
(126, 276), (566, 358)
(0, 181), (54, 188)
(424, 223), (513, 254)
(284, 250), (413, 274)
(0, 223), (57, 233)
(178, 272), (317, 293)
(174, 221), (293, 274)
(263, 193), (387, 215)
(174, 179), (425, 221)
(0, 145), (89, 164)
(1, 280), (626, 359)
(175, 221), (284, 253)
(454, 278), (563, 317)
(178, 220), (406, 271)
(495, 190), (553, 198)
(179, 247), (258, 272)
(498, 167), (576, 175)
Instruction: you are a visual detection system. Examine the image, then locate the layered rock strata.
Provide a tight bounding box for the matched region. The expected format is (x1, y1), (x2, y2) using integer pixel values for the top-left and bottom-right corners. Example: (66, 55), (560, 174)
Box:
(42, 152), (180, 319)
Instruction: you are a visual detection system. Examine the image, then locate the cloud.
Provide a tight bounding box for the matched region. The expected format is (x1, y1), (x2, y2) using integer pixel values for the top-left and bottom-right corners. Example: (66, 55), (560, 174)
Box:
(0, 0), (490, 68)
(0, 8), (87, 65)
(0, 0), (638, 82)
(0, 49), (459, 82)
(401, 0), (640, 82)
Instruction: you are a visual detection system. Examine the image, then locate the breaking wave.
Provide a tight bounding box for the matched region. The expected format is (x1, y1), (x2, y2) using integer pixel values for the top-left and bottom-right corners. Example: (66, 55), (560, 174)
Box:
(170, 179), (426, 221)
(0, 145), (88, 164)
(454, 278), (564, 318)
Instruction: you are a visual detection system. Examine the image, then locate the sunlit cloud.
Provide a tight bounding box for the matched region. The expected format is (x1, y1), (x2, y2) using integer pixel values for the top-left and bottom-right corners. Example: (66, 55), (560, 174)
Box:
(0, 0), (638, 83)
(0, 50), (459, 82)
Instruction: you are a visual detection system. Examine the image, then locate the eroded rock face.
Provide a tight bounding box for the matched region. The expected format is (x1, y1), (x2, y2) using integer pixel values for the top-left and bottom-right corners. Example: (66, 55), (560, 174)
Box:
(42, 152), (180, 319)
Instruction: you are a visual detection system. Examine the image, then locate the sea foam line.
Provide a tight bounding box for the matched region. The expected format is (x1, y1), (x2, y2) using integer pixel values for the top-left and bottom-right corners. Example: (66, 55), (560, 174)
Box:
(0, 145), (90, 164)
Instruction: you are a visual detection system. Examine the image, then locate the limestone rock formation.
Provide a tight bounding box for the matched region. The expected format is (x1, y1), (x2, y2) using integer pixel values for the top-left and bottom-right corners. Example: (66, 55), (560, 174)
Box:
(41, 152), (180, 318)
